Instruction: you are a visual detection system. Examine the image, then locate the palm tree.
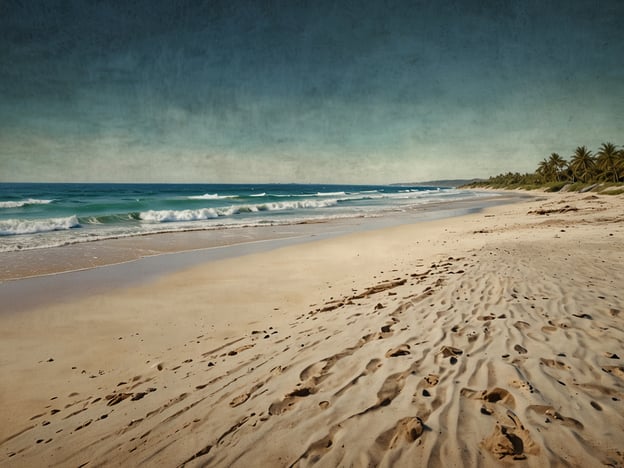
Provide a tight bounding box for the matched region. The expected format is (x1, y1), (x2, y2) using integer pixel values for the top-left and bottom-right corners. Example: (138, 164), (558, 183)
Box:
(569, 146), (596, 182)
(537, 158), (554, 182)
(596, 142), (620, 182)
(548, 153), (567, 181)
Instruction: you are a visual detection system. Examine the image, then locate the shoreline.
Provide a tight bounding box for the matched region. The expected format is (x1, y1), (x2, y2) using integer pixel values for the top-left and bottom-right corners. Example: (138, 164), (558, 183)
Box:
(0, 192), (526, 284)
(1, 190), (622, 466)
(0, 184), (491, 257)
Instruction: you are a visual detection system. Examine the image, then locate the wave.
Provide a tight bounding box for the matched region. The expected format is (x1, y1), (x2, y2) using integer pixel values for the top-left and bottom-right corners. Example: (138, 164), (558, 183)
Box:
(269, 193), (308, 198)
(140, 199), (339, 223)
(0, 215), (80, 236)
(79, 213), (141, 225)
(0, 211), (373, 253)
(340, 194), (385, 201)
(316, 191), (346, 197)
(140, 208), (220, 223)
(0, 198), (54, 209)
(256, 199), (338, 210)
(141, 193), (459, 225)
(250, 192), (266, 197)
(188, 193), (237, 200)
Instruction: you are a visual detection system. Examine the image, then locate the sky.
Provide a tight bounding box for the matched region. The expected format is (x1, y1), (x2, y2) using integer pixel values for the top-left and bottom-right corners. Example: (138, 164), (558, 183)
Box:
(0, 0), (622, 184)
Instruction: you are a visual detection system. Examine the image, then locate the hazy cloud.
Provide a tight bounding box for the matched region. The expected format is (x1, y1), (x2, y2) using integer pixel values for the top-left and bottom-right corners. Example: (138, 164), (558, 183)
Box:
(1, 0), (622, 182)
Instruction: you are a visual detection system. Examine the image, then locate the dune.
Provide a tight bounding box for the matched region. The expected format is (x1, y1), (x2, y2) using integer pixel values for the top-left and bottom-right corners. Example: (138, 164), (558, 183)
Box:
(1, 191), (623, 467)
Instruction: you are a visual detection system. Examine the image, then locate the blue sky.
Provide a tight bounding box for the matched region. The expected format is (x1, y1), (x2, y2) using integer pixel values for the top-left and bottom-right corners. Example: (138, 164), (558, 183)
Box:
(1, 0), (622, 183)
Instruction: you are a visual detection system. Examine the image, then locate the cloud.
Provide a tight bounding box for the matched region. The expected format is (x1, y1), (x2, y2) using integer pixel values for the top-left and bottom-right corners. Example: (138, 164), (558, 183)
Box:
(1, 0), (623, 182)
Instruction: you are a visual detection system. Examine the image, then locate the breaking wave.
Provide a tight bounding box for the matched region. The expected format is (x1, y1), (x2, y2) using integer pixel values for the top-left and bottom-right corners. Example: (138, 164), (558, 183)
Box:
(316, 191), (346, 196)
(188, 193), (237, 200)
(0, 198), (54, 209)
(140, 208), (220, 223)
(0, 215), (79, 235)
(140, 199), (339, 223)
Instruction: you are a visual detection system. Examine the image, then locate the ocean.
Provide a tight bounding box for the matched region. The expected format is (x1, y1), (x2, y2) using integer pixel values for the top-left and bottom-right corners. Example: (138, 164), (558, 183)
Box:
(0, 183), (486, 253)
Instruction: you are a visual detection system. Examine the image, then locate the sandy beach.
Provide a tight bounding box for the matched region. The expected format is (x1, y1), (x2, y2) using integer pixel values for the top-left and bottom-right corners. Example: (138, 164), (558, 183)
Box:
(1, 191), (623, 467)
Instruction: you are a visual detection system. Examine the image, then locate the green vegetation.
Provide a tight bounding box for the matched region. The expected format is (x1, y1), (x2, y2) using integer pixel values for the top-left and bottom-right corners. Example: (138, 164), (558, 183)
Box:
(464, 142), (624, 192)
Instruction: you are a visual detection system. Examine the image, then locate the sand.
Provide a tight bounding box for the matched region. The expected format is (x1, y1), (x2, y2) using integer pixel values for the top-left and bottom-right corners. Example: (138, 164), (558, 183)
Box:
(1, 191), (623, 467)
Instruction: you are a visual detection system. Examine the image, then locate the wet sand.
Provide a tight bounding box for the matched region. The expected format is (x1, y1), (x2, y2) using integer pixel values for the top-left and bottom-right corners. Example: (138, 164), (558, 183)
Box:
(1, 191), (623, 467)
(0, 194), (522, 282)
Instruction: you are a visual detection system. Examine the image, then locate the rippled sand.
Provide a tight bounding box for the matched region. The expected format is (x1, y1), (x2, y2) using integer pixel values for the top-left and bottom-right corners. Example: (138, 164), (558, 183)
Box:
(1, 191), (623, 467)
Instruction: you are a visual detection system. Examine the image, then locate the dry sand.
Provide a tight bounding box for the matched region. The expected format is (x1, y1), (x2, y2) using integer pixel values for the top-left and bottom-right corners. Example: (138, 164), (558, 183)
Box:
(1, 191), (623, 467)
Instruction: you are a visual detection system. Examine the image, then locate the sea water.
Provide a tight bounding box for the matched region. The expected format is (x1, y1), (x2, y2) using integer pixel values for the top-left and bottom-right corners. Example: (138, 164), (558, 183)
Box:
(0, 183), (486, 252)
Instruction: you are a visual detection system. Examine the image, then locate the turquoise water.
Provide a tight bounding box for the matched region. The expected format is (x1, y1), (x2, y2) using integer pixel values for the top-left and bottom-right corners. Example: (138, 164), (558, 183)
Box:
(0, 183), (481, 252)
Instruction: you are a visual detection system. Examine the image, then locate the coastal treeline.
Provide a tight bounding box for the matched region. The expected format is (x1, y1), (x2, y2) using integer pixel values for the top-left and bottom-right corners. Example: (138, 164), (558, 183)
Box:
(466, 142), (624, 190)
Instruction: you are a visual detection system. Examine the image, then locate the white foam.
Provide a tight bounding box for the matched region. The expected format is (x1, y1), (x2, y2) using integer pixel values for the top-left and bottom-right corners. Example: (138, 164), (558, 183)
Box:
(0, 215), (79, 235)
(213, 199), (340, 215)
(339, 194), (384, 201)
(188, 193), (236, 200)
(315, 191), (346, 197)
(246, 199), (339, 212)
(139, 199), (339, 223)
(0, 198), (54, 208)
(250, 192), (266, 197)
(140, 208), (220, 223)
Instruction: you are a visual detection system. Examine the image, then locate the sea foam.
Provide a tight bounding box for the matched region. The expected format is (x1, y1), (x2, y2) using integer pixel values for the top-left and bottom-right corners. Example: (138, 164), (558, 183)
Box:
(140, 208), (220, 223)
(0, 183), (478, 251)
(0, 215), (79, 235)
(140, 199), (339, 223)
(316, 191), (346, 197)
(0, 198), (54, 209)
(188, 194), (237, 200)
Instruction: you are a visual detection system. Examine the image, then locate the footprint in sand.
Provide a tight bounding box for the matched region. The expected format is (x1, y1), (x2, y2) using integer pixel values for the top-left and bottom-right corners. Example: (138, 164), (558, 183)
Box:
(270, 365), (284, 376)
(106, 392), (133, 406)
(131, 392), (147, 401)
(230, 382), (264, 407)
(440, 346), (463, 358)
(602, 366), (624, 378)
(369, 372), (409, 410)
(375, 416), (424, 450)
(478, 314), (496, 321)
(423, 374), (440, 387)
(386, 344), (410, 358)
(229, 393), (250, 407)
(439, 346), (463, 364)
(334, 359), (383, 397)
(527, 405), (583, 429)
(481, 410), (539, 460)
(227, 344), (255, 356)
(513, 321), (530, 329)
(540, 358), (570, 370)
(268, 386), (317, 415)
(461, 387), (515, 409)
(514, 344), (528, 354)
(293, 426), (341, 464)
(419, 374), (440, 398)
